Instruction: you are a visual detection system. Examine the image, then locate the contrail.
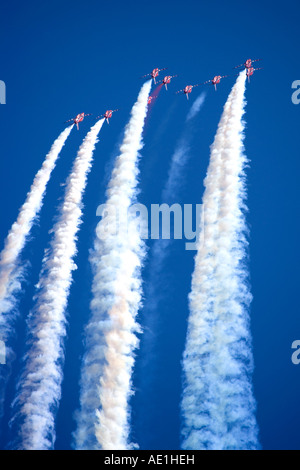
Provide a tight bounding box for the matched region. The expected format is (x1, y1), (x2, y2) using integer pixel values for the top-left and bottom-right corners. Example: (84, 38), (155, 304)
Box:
(10, 119), (104, 450)
(0, 125), (73, 312)
(0, 125), (73, 421)
(74, 81), (151, 450)
(181, 72), (260, 450)
(162, 92), (206, 203)
(150, 92), (206, 281)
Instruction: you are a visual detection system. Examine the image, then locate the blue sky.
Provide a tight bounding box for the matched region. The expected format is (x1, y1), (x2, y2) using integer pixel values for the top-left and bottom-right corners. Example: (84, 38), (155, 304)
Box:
(0, 0), (300, 450)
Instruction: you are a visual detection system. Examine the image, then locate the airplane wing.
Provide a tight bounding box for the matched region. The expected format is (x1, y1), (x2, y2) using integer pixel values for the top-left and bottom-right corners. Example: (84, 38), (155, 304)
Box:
(198, 81), (211, 86)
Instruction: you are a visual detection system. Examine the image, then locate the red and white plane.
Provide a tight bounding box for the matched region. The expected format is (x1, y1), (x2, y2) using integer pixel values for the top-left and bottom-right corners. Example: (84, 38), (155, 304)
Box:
(175, 84), (200, 100)
(148, 96), (157, 105)
(65, 113), (92, 130)
(161, 75), (178, 90)
(96, 109), (119, 124)
(246, 67), (263, 82)
(234, 58), (262, 70)
(200, 75), (229, 91)
(142, 67), (167, 84)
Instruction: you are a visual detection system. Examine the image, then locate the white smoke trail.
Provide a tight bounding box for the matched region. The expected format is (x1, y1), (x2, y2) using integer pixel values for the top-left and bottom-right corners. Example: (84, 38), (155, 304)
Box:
(0, 125), (73, 313)
(162, 92), (206, 203)
(74, 81), (151, 450)
(139, 92), (207, 344)
(0, 125), (73, 421)
(132, 93), (206, 446)
(186, 93), (206, 123)
(181, 71), (259, 450)
(144, 92), (207, 322)
(10, 119), (104, 450)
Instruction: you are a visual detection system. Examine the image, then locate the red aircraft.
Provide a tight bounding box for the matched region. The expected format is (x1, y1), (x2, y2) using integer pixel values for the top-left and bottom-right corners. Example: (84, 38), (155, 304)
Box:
(65, 113), (92, 130)
(147, 96), (159, 105)
(246, 67), (263, 82)
(161, 75), (178, 90)
(175, 84), (200, 100)
(142, 67), (167, 84)
(96, 109), (119, 124)
(234, 58), (261, 70)
(200, 75), (229, 91)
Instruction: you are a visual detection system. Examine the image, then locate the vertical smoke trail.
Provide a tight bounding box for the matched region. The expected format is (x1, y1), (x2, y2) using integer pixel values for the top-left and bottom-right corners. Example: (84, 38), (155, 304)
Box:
(162, 92), (206, 203)
(133, 93), (206, 447)
(0, 125), (73, 421)
(138, 92), (207, 362)
(0, 125), (73, 312)
(10, 119), (104, 450)
(181, 72), (259, 450)
(74, 81), (151, 450)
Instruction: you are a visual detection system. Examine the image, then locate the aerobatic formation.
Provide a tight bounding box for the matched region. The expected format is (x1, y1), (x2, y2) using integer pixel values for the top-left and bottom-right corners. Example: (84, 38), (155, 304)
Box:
(0, 59), (262, 450)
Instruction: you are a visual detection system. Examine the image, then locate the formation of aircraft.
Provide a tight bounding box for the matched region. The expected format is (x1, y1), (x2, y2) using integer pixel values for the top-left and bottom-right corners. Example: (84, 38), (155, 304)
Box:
(65, 59), (262, 129)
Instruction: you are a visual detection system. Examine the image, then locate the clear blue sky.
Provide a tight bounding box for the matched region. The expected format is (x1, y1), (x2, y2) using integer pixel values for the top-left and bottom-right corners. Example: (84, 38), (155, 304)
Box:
(0, 0), (300, 450)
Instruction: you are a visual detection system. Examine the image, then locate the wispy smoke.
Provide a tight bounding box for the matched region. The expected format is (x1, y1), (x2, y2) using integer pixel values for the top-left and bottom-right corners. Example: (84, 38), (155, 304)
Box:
(74, 81), (151, 450)
(10, 119), (104, 450)
(181, 71), (259, 450)
(0, 125), (73, 422)
(133, 93), (206, 446)
(145, 91), (206, 323)
(162, 92), (206, 204)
